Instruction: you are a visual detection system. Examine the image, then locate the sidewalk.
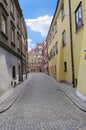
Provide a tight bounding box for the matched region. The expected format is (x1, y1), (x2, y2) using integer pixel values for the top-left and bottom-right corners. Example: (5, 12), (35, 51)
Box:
(0, 74), (32, 113)
(56, 81), (86, 112)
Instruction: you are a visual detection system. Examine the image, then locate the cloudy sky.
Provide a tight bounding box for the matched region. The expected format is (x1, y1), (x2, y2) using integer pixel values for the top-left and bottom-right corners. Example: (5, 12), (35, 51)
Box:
(19, 0), (57, 50)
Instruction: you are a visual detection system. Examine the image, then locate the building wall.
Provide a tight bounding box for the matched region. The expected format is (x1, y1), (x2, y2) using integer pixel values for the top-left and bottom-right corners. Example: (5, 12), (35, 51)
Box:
(71, 0), (85, 84)
(28, 43), (43, 73)
(0, 46), (21, 97)
(47, 0), (86, 100)
(0, 0), (27, 98)
(47, 0), (72, 84)
(70, 0), (86, 99)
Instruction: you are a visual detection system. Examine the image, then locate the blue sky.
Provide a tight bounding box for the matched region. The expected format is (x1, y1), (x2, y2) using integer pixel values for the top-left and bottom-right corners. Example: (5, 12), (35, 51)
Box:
(19, 0), (57, 50)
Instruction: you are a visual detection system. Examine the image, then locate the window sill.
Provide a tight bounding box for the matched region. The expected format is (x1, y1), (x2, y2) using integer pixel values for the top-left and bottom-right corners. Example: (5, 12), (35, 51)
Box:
(1, 31), (8, 40)
(75, 24), (84, 34)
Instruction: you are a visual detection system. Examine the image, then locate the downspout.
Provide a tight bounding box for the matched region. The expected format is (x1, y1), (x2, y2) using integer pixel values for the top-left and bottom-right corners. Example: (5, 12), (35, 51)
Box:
(20, 17), (23, 82)
(25, 37), (28, 79)
(68, 0), (75, 87)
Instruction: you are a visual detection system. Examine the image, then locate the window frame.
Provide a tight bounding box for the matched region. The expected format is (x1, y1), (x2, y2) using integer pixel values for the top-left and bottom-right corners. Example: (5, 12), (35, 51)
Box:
(55, 41), (58, 53)
(12, 66), (16, 79)
(17, 33), (21, 51)
(61, 3), (65, 21)
(10, 0), (14, 15)
(1, 13), (7, 34)
(54, 22), (57, 34)
(11, 28), (15, 43)
(62, 30), (66, 46)
(64, 62), (67, 72)
(75, 2), (83, 31)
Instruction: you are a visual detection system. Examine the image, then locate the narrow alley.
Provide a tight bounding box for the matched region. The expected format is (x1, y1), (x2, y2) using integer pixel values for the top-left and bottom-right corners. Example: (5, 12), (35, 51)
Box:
(0, 73), (86, 130)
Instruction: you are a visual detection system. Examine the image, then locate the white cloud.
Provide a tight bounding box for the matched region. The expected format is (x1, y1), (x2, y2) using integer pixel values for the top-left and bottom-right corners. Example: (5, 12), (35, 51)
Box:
(25, 15), (52, 37)
(27, 38), (36, 51)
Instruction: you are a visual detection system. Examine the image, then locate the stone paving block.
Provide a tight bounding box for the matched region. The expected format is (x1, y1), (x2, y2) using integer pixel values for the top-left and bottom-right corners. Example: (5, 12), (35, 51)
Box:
(0, 73), (86, 130)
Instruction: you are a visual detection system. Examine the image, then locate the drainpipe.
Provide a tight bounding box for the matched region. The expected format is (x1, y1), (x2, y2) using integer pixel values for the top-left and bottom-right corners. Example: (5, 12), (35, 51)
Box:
(25, 39), (28, 79)
(68, 0), (75, 87)
(20, 16), (23, 82)
(25, 30), (28, 79)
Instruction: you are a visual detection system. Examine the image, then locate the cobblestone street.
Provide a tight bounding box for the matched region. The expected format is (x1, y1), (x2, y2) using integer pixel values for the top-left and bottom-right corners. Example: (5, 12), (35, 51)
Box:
(0, 73), (86, 130)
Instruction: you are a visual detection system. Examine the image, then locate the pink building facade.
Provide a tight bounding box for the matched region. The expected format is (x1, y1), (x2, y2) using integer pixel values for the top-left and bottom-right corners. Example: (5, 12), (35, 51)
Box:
(28, 43), (43, 73)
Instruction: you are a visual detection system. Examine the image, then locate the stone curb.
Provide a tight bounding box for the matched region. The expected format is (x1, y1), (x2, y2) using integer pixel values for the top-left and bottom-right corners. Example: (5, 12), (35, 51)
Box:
(43, 75), (86, 112)
(0, 85), (24, 113)
(0, 74), (31, 113)
(57, 85), (86, 112)
(0, 74), (32, 113)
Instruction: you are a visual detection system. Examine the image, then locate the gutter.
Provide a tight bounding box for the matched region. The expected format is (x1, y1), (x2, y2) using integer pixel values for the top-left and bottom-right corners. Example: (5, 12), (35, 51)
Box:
(68, 0), (75, 88)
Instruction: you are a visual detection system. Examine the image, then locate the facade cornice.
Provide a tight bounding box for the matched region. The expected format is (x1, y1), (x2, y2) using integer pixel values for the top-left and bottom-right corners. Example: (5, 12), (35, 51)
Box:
(0, 41), (21, 58)
(14, 0), (23, 17)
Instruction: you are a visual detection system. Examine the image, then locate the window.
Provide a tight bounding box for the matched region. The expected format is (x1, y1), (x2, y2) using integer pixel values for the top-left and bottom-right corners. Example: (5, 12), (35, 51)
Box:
(62, 30), (66, 46)
(55, 42), (58, 53)
(1, 14), (7, 34)
(17, 34), (20, 49)
(75, 2), (82, 31)
(11, 28), (15, 43)
(61, 4), (65, 20)
(53, 45), (55, 56)
(10, 0), (14, 15)
(51, 49), (53, 58)
(52, 29), (54, 39)
(54, 65), (57, 75)
(12, 66), (16, 78)
(3, 0), (8, 5)
(54, 22), (57, 34)
(64, 62), (67, 72)
(48, 53), (50, 60)
(17, 14), (20, 28)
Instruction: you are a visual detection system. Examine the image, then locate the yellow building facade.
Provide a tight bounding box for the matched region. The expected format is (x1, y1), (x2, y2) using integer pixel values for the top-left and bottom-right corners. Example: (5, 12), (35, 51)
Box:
(47, 0), (72, 84)
(71, 0), (86, 100)
(47, 0), (86, 101)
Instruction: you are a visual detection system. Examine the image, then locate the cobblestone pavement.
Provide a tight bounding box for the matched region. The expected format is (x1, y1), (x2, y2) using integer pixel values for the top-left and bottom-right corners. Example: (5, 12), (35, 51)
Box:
(0, 73), (86, 130)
